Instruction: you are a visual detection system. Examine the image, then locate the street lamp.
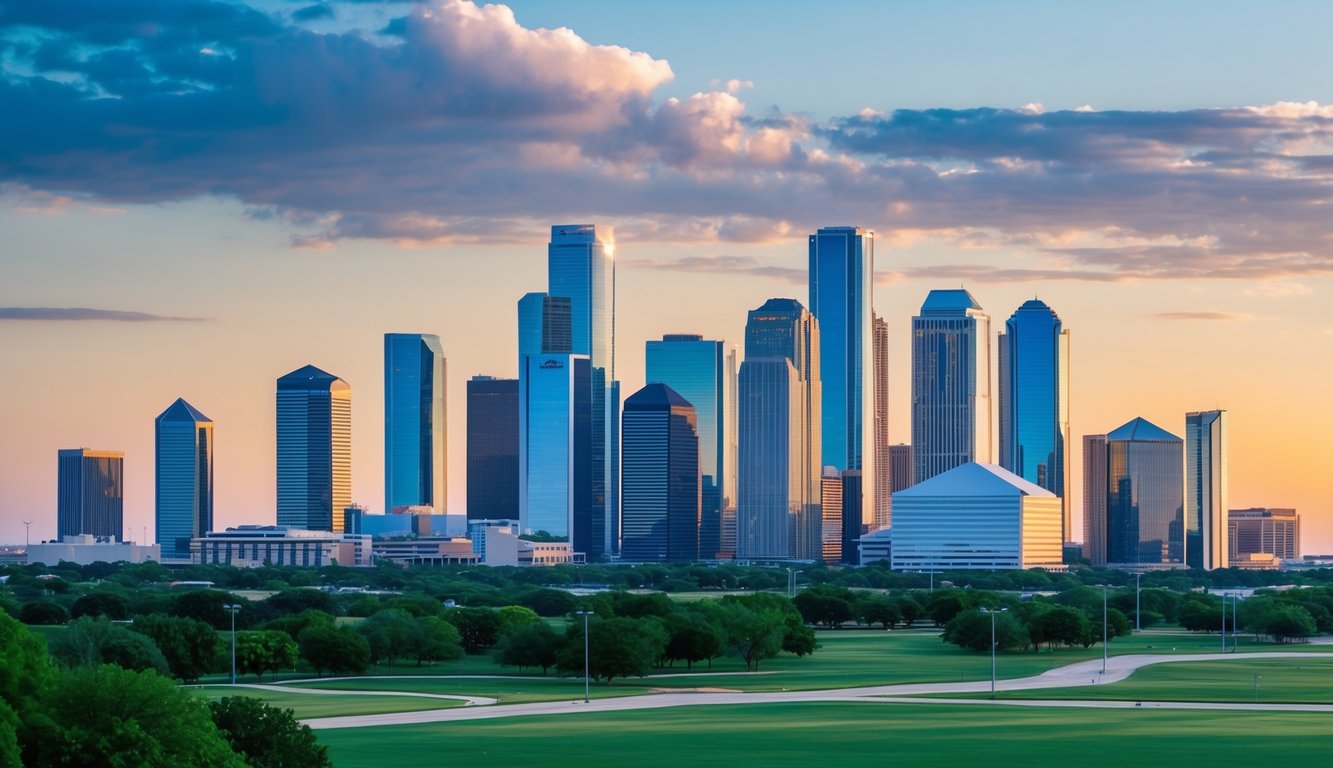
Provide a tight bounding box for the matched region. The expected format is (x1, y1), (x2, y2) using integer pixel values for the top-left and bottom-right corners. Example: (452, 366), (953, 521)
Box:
(979, 607), (1007, 700)
(223, 604), (241, 684)
(576, 609), (594, 703)
(1094, 584), (1107, 676)
(1134, 572), (1142, 632)
(1231, 594), (1240, 652)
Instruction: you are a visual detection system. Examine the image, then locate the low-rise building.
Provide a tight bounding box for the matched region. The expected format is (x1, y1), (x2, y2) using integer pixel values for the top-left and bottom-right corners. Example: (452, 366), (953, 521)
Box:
(27, 534), (160, 566)
(1229, 508), (1299, 564)
(192, 526), (372, 567)
(372, 538), (480, 566)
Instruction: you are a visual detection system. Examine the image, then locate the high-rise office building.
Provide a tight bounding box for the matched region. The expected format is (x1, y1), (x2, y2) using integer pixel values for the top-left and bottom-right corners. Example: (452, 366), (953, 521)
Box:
(888, 444), (914, 492)
(1229, 508), (1299, 562)
(384, 333), (446, 515)
(998, 299), (1071, 541)
(1105, 417), (1184, 568)
(1185, 409), (1228, 570)
(840, 469), (864, 565)
(872, 312), (891, 530)
(518, 293), (572, 364)
(721, 346), (739, 557)
(911, 289), (991, 483)
(1082, 434), (1108, 565)
(57, 449), (124, 539)
(155, 399), (213, 558)
(621, 384), (700, 562)
(737, 298), (821, 560)
(809, 226), (875, 529)
(466, 376), (519, 521)
(548, 225), (618, 558)
(519, 353), (591, 544)
(820, 468), (844, 563)
(276, 365), (351, 532)
(645, 334), (732, 559)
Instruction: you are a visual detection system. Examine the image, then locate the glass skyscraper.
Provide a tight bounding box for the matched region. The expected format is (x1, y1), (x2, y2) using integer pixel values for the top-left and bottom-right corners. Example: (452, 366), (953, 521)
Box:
(1185, 409), (1228, 570)
(737, 298), (821, 560)
(645, 334), (731, 559)
(621, 383), (700, 562)
(1105, 417), (1184, 568)
(1082, 434), (1108, 565)
(57, 448), (123, 540)
(519, 353), (591, 543)
(872, 312), (890, 529)
(548, 225), (618, 558)
(808, 226), (875, 529)
(998, 299), (1070, 542)
(384, 333), (446, 514)
(911, 289), (992, 483)
(276, 364), (351, 532)
(466, 376), (519, 521)
(155, 399), (213, 558)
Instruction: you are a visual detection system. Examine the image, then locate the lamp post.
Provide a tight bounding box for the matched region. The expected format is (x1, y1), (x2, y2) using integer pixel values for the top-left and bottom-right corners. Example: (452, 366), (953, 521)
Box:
(980, 607), (1007, 699)
(22, 521), (31, 548)
(223, 604), (241, 684)
(1134, 572), (1142, 632)
(1231, 594), (1240, 652)
(1099, 584), (1108, 676)
(576, 609), (594, 703)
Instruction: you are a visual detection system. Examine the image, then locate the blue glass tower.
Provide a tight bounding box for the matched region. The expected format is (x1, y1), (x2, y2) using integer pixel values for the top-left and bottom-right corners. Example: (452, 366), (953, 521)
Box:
(998, 299), (1070, 541)
(519, 353), (591, 543)
(911, 289), (991, 483)
(808, 226), (875, 528)
(1185, 409), (1228, 570)
(467, 376), (519, 521)
(155, 398), (213, 558)
(277, 365), (351, 532)
(621, 383), (700, 562)
(1105, 417), (1184, 568)
(384, 333), (446, 514)
(57, 449), (123, 540)
(646, 334), (730, 559)
(548, 225), (617, 558)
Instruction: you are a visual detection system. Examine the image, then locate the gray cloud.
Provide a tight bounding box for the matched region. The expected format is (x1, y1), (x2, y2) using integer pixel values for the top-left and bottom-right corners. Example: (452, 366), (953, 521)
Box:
(0, 307), (210, 322)
(1153, 311), (1251, 322)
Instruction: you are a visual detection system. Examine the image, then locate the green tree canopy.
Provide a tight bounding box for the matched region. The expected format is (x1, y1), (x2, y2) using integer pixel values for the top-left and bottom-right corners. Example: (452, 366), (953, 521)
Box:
(48, 617), (169, 675)
(132, 614), (221, 682)
(209, 696), (332, 768)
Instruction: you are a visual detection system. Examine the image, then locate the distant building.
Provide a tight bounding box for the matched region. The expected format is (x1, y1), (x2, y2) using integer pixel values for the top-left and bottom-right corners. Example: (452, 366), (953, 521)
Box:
(1105, 418), (1184, 569)
(911, 289), (992, 483)
(858, 526), (892, 565)
(1082, 434), (1108, 565)
(1185, 410), (1228, 570)
(193, 526), (372, 567)
(621, 384), (701, 563)
(1229, 508), (1299, 563)
(519, 352), (591, 549)
(466, 376), (519, 521)
(155, 398), (213, 560)
(276, 365), (351, 533)
(840, 470), (864, 565)
(890, 462), (1063, 571)
(820, 468), (844, 563)
(372, 537), (480, 566)
(384, 333), (446, 515)
(28, 534), (159, 567)
(58, 448), (124, 540)
(872, 313), (891, 530)
(888, 444), (914, 494)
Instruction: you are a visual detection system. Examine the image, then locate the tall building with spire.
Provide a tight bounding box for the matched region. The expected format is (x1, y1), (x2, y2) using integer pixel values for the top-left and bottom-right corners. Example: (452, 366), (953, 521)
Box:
(155, 399), (213, 558)
(1185, 409), (1228, 570)
(737, 298), (821, 559)
(911, 289), (991, 483)
(276, 365), (350, 532)
(548, 225), (618, 558)
(998, 299), (1070, 542)
(808, 226), (876, 530)
(384, 333), (446, 514)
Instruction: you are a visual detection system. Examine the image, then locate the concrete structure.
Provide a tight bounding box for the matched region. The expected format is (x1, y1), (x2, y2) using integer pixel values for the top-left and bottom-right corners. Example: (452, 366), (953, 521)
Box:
(466, 376), (519, 521)
(27, 534), (159, 566)
(193, 526), (372, 567)
(276, 365), (351, 532)
(1229, 507), (1300, 563)
(155, 399), (213, 560)
(872, 313), (891, 530)
(1104, 418), (1184, 569)
(384, 333), (446, 515)
(57, 448), (124, 540)
(890, 462), (1063, 571)
(858, 526), (893, 565)
(372, 538), (479, 566)
(1082, 434), (1108, 565)
(1185, 409), (1228, 570)
(621, 384), (701, 563)
(911, 289), (991, 483)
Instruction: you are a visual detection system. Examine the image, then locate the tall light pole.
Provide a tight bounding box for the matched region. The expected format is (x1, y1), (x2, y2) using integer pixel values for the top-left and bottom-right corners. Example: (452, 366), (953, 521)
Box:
(1232, 594), (1240, 652)
(576, 609), (594, 703)
(1221, 593), (1227, 653)
(1100, 584), (1108, 676)
(1134, 572), (1142, 632)
(224, 604), (241, 684)
(22, 521), (32, 548)
(980, 607), (1007, 699)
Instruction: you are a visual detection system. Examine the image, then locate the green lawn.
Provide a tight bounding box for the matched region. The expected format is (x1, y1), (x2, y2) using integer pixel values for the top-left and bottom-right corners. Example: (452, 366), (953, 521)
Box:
(317, 702), (1333, 768)
(190, 685), (463, 719)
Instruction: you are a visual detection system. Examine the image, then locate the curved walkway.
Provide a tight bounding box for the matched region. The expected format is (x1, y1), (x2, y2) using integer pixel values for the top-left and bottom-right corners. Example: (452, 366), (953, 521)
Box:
(301, 651), (1333, 730)
(210, 683), (496, 707)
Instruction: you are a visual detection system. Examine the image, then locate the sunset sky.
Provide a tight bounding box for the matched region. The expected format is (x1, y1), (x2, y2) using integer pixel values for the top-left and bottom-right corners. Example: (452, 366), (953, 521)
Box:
(2, 0), (1332, 551)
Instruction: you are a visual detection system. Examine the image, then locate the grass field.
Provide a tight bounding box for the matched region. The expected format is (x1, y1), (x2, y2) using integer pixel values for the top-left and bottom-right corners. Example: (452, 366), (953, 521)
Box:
(316, 702), (1333, 768)
(190, 686), (464, 719)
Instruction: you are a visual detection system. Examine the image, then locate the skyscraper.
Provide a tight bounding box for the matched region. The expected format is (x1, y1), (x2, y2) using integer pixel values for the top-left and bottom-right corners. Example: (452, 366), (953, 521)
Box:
(911, 289), (992, 483)
(276, 365), (350, 532)
(519, 353), (591, 544)
(155, 399), (212, 558)
(721, 346), (739, 557)
(466, 376), (518, 521)
(872, 312), (891, 530)
(1105, 417), (1184, 568)
(840, 469), (864, 565)
(1185, 409), (1228, 570)
(517, 293), (572, 364)
(1082, 434), (1108, 565)
(384, 333), (446, 514)
(820, 467), (844, 563)
(1229, 508), (1299, 562)
(57, 448), (123, 539)
(808, 226), (875, 529)
(621, 383), (700, 562)
(888, 444), (914, 492)
(737, 298), (821, 560)
(548, 225), (618, 558)
(998, 299), (1071, 541)
(645, 334), (731, 559)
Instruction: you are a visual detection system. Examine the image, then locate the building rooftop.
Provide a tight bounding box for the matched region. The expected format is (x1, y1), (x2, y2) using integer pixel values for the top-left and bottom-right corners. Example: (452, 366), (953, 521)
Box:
(157, 397), (211, 424)
(895, 462), (1055, 498)
(625, 382), (694, 411)
(1107, 416), (1180, 443)
(277, 364), (347, 391)
(920, 289), (983, 314)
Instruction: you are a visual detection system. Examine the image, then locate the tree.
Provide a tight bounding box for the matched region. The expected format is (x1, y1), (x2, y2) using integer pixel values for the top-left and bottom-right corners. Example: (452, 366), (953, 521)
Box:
(261, 609), (334, 641)
(520, 588), (577, 617)
(855, 594), (902, 629)
(22, 665), (245, 768)
(132, 614), (221, 682)
(718, 604), (785, 672)
(793, 587), (854, 628)
(172, 590), (251, 630)
(210, 696), (332, 768)
(781, 612), (818, 657)
(925, 590), (969, 626)
(444, 607), (503, 654)
(262, 589), (336, 617)
(71, 592), (129, 621)
(298, 624), (371, 676)
(1178, 601), (1223, 633)
(1032, 605), (1090, 650)
(1257, 604), (1317, 643)
(357, 609), (418, 667)
(48, 617), (170, 675)
(661, 614), (724, 670)
(497, 605), (543, 635)
(558, 617), (667, 684)
(0, 610), (53, 768)
(413, 616), (465, 666)
(18, 602), (67, 626)
(942, 610), (1029, 652)
(234, 631), (298, 682)
(493, 622), (562, 674)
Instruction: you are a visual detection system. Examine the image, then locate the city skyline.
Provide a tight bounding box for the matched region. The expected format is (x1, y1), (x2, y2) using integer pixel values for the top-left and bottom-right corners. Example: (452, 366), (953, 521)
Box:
(2, 0), (1331, 551)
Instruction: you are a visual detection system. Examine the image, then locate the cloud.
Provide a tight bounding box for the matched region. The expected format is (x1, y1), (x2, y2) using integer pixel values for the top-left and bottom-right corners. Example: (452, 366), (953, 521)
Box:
(1242, 281), (1313, 297)
(624, 254), (805, 284)
(0, 307), (210, 322)
(1152, 311), (1252, 322)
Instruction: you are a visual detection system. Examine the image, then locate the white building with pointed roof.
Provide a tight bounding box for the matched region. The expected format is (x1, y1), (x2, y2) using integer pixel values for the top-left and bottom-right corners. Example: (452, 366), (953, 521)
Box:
(890, 462), (1063, 571)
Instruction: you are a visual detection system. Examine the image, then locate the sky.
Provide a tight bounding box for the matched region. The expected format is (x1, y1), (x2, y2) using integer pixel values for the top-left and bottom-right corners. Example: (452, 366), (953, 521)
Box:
(2, 0), (1332, 552)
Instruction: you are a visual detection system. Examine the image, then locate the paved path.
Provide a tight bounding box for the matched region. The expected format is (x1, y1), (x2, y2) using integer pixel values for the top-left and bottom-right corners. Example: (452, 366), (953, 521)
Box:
(301, 651), (1333, 730)
(211, 683), (496, 707)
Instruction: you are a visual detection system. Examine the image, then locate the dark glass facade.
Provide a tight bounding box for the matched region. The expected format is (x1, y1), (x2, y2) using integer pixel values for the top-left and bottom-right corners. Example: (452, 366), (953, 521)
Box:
(466, 377), (519, 521)
(155, 399), (213, 558)
(911, 290), (991, 483)
(384, 333), (446, 514)
(57, 449), (123, 539)
(621, 384), (700, 562)
(276, 364), (350, 532)
(1105, 417), (1184, 567)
